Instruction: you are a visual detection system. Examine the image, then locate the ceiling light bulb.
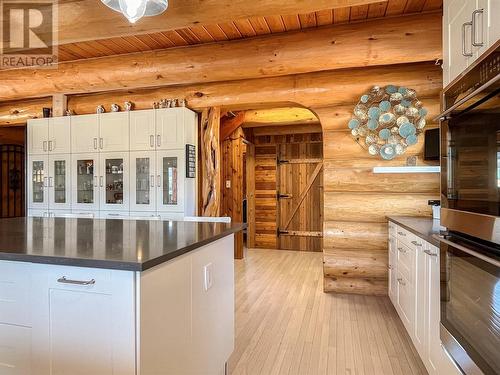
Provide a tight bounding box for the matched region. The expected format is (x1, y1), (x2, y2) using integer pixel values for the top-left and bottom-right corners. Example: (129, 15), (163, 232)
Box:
(118, 0), (147, 23)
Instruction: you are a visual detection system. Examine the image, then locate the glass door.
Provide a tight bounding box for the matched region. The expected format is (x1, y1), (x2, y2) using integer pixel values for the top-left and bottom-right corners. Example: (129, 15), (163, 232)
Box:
(130, 151), (156, 212)
(157, 150), (184, 213)
(99, 152), (129, 211)
(49, 155), (71, 210)
(71, 153), (99, 211)
(28, 155), (48, 211)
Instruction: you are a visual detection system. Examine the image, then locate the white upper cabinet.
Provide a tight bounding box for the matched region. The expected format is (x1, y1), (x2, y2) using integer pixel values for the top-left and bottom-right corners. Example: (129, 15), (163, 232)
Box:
(130, 151), (156, 212)
(71, 153), (99, 212)
(48, 117), (71, 154)
(99, 152), (130, 212)
(130, 110), (156, 151)
(99, 112), (130, 152)
(443, 0), (500, 86)
(156, 108), (184, 150)
(157, 149), (185, 213)
(28, 155), (49, 210)
(28, 119), (49, 155)
(71, 115), (99, 153)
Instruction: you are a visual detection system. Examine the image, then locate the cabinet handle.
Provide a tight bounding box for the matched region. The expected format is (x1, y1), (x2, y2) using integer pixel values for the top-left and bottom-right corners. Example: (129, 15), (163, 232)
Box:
(388, 265), (392, 270)
(93, 138), (98, 150)
(48, 141), (53, 151)
(100, 176), (103, 187)
(157, 174), (161, 187)
(150, 135), (155, 148)
(94, 176), (98, 187)
(99, 138), (104, 149)
(411, 240), (422, 247)
(424, 249), (438, 257)
(397, 231), (406, 236)
(150, 175), (155, 187)
(57, 276), (96, 286)
(43, 177), (48, 187)
(472, 9), (484, 47)
(49, 177), (53, 187)
(397, 247), (407, 254)
(43, 141), (47, 152)
(397, 278), (406, 286)
(157, 135), (161, 147)
(462, 21), (473, 57)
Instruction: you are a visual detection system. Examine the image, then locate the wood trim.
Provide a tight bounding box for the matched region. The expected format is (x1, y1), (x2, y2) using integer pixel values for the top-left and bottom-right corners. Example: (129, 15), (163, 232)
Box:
(283, 161), (323, 230)
(246, 143), (256, 249)
(200, 107), (221, 216)
(220, 112), (246, 140)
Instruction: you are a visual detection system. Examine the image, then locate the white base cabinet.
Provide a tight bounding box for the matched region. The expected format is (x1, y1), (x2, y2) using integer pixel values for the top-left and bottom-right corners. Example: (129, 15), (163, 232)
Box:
(388, 222), (461, 375)
(0, 235), (234, 375)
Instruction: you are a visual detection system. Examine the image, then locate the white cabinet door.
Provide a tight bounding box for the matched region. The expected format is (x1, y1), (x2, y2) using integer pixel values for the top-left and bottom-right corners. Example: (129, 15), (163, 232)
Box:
(99, 152), (129, 211)
(0, 324), (31, 375)
(71, 153), (99, 211)
(130, 110), (156, 151)
(426, 244), (446, 375)
(445, 0), (477, 84)
(28, 155), (49, 210)
(71, 115), (99, 153)
(28, 118), (48, 155)
(396, 270), (413, 334)
(99, 112), (130, 152)
(156, 108), (184, 150)
(48, 117), (71, 154)
(388, 235), (397, 304)
(477, 0), (500, 53)
(414, 242), (427, 358)
(0, 261), (32, 327)
(157, 150), (185, 213)
(49, 154), (71, 210)
(31, 265), (136, 375)
(130, 151), (156, 212)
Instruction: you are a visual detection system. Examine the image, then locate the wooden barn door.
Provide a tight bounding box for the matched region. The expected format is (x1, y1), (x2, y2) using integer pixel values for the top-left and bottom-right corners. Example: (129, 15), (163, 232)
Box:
(277, 140), (323, 251)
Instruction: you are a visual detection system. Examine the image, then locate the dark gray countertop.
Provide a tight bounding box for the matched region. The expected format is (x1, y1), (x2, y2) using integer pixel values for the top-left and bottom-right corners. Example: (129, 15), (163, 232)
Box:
(387, 216), (442, 247)
(0, 217), (244, 271)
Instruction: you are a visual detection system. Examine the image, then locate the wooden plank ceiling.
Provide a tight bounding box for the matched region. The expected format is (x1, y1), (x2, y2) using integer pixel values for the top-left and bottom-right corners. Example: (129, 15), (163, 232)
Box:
(58, 0), (442, 62)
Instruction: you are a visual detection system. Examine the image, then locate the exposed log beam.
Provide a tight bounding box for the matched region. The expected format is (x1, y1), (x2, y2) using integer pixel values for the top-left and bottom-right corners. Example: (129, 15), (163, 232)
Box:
(242, 107), (319, 128)
(0, 13), (441, 102)
(252, 124), (322, 136)
(220, 112), (246, 140)
(0, 61), (442, 125)
(30, 0), (387, 46)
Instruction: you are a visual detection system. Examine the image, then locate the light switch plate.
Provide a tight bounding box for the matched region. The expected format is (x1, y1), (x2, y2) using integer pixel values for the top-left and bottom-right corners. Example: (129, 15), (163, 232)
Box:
(225, 180), (231, 188)
(204, 263), (213, 291)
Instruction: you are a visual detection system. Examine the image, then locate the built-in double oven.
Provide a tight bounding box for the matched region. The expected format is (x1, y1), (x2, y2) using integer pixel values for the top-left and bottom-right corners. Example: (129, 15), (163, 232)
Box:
(439, 41), (500, 375)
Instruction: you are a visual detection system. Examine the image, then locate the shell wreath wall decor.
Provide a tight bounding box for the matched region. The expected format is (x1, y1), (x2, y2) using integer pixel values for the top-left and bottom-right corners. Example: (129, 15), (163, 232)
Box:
(347, 85), (428, 160)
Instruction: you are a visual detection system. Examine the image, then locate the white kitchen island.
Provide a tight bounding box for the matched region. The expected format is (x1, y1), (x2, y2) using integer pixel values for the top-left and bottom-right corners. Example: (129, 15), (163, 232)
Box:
(0, 217), (242, 375)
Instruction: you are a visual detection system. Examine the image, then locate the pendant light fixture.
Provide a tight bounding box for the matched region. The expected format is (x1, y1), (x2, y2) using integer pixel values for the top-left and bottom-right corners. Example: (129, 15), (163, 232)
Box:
(101, 0), (169, 23)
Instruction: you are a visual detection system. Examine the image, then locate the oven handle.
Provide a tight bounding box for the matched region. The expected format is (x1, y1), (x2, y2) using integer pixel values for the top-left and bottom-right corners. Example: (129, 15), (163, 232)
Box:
(433, 73), (500, 121)
(436, 235), (500, 268)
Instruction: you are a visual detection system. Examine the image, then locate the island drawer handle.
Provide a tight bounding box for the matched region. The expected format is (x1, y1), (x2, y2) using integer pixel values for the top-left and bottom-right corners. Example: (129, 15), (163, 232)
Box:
(397, 231), (406, 236)
(57, 276), (96, 286)
(397, 247), (407, 253)
(397, 278), (406, 286)
(423, 250), (438, 257)
(411, 240), (422, 247)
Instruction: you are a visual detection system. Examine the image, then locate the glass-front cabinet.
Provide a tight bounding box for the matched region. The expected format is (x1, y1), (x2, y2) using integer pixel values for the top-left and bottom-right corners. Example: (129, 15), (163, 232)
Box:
(99, 152), (129, 211)
(28, 156), (48, 210)
(71, 154), (99, 211)
(157, 150), (184, 213)
(130, 151), (156, 212)
(49, 155), (71, 210)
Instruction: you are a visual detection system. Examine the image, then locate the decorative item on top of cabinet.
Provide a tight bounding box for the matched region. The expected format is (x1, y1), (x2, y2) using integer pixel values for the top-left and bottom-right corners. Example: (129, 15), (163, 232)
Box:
(124, 101), (133, 111)
(348, 85), (427, 160)
(110, 104), (120, 112)
(96, 105), (105, 114)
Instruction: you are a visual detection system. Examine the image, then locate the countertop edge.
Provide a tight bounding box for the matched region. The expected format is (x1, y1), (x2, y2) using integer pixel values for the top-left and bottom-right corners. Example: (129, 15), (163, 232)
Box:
(387, 216), (441, 247)
(0, 223), (246, 271)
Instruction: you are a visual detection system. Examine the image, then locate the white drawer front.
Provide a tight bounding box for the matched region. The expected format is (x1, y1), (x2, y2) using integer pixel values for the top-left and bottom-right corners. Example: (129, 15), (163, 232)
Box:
(0, 262), (32, 327)
(396, 226), (413, 246)
(0, 324), (31, 375)
(396, 241), (414, 281)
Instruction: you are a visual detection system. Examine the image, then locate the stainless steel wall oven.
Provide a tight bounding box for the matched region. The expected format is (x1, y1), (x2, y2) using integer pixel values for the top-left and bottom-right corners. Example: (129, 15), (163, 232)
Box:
(439, 41), (500, 375)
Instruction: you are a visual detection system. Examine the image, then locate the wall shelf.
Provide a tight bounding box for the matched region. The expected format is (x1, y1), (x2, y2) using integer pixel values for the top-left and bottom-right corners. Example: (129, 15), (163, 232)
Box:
(372, 166), (440, 174)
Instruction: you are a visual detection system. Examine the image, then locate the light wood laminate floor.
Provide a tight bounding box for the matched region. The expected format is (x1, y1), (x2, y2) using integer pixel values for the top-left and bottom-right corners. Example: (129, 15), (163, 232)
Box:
(229, 249), (427, 375)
